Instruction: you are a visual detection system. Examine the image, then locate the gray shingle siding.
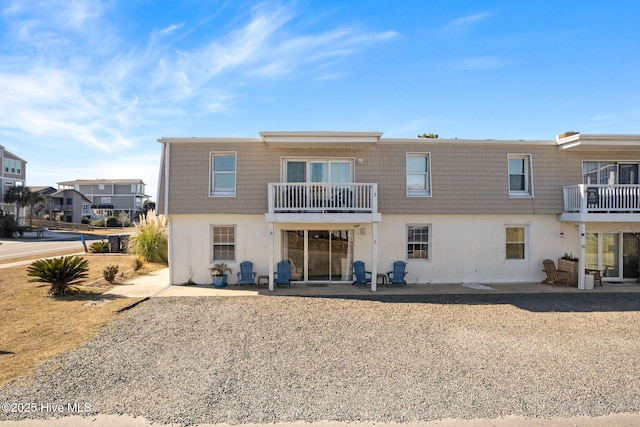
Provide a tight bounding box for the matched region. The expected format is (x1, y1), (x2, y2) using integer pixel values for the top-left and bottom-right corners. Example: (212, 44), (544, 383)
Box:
(157, 137), (639, 216)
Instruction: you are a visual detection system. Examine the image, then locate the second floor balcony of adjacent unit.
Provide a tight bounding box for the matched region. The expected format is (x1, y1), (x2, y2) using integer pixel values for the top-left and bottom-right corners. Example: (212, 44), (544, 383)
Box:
(561, 184), (640, 222)
(266, 182), (381, 223)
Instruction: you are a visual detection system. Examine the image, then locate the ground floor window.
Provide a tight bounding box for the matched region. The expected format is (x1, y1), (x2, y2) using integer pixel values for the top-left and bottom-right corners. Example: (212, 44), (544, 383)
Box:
(407, 224), (430, 260)
(212, 225), (235, 262)
(282, 229), (354, 282)
(506, 225), (527, 260)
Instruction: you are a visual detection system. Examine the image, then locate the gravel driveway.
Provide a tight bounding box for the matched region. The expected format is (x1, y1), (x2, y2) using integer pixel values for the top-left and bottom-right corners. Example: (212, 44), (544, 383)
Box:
(2, 293), (640, 426)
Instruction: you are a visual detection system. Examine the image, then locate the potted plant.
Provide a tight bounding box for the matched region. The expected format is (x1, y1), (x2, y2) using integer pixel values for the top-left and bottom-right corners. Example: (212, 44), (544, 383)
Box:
(210, 263), (232, 288)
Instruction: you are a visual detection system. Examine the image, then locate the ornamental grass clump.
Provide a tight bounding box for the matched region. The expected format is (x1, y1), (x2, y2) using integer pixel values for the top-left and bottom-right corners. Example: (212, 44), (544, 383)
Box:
(128, 210), (168, 265)
(26, 255), (90, 297)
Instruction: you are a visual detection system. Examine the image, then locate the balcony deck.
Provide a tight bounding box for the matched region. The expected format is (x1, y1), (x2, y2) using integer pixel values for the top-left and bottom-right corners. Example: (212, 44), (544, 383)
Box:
(561, 184), (640, 222)
(265, 183), (381, 223)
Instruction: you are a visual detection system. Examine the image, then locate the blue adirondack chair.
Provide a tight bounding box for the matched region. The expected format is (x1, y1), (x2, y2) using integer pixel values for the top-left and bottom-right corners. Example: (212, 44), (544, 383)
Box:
(352, 261), (372, 288)
(387, 261), (407, 286)
(236, 261), (256, 285)
(274, 260), (291, 287)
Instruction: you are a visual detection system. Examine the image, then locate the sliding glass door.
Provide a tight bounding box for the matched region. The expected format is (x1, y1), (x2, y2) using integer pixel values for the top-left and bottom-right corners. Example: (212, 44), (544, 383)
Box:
(282, 229), (354, 282)
(586, 232), (639, 280)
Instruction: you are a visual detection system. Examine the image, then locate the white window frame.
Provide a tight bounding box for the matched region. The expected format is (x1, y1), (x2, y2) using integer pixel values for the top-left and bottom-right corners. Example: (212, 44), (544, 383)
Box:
(211, 225), (236, 262)
(406, 153), (431, 197)
(407, 224), (431, 260)
(281, 157), (355, 183)
(101, 197), (111, 204)
(508, 154), (533, 198)
(505, 225), (528, 261)
(210, 152), (237, 197)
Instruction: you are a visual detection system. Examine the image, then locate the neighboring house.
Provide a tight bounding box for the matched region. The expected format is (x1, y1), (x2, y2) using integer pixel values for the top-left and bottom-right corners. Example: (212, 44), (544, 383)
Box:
(57, 178), (149, 221)
(156, 131), (640, 291)
(31, 186), (94, 223)
(0, 145), (26, 216)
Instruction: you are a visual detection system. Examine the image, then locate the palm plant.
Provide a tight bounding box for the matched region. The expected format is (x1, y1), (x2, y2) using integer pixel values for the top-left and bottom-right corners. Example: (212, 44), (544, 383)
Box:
(128, 210), (168, 264)
(27, 256), (90, 296)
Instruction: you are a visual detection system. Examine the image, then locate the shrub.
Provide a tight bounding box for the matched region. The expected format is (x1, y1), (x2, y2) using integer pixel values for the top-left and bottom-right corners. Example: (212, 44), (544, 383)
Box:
(128, 210), (168, 264)
(89, 241), (110, 253)
(27, 256), (89, 296)
(132, 256), (146, 271)
(102, 265), (119, 283)
(0, 213), (18, 238)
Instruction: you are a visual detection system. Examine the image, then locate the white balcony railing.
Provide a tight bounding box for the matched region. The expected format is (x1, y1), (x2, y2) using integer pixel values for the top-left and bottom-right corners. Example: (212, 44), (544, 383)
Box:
(268, 183), (377, 213)
(563, 184), (640, 213)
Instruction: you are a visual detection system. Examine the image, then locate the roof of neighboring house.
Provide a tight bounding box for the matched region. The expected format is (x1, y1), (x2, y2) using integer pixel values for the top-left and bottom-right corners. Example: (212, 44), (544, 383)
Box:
(29, 186), (57, 195)
(51, 189), (93, 203)
(57, 178), (146, 185)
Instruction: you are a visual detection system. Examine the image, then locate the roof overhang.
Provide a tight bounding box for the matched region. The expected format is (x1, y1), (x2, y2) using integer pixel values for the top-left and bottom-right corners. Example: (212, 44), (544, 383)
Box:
(556, 132), (640, 151)
(259, 131), (383, 149)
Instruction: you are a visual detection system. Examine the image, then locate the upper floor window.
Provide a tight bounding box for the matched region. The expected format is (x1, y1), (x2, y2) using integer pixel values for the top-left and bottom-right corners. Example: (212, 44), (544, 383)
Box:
(406, 153), (431, 197)
(3, 159), (22, 175)
(101, 197), (111, 204)
(99, 184), (105, 191)
(210, 152), (236, 197)
(583, 162), (638, 185)
(508, 154), (533, 197)
(284, 159), (352, 183)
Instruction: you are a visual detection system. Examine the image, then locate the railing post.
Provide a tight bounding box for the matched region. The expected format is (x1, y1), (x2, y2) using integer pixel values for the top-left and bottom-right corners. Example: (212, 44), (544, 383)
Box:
(371, 184), (378, 213)
(267, 183), (274, 213)
(579, 184), (587, 214)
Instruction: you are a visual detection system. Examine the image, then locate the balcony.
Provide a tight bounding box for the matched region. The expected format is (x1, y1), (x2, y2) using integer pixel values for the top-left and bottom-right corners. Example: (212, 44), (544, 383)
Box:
(266, 183), (381, 223)
(561, 184), (640, 222)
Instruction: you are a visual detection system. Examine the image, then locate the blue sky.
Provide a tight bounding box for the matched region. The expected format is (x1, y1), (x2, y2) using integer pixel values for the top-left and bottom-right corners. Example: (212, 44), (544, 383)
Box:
(2, 0), (639, 200)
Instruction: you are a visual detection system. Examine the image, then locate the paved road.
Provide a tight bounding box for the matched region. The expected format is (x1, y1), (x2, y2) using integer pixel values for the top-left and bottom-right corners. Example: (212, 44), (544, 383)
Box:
(0, 232), (105, 262)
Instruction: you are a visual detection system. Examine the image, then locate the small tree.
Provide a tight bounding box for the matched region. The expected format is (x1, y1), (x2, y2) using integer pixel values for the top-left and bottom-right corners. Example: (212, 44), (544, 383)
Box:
(128, 210), (168, 264)
(27, 255), (90, 296)
(25, 189), (45, 230)
(3, 185), (32, 226)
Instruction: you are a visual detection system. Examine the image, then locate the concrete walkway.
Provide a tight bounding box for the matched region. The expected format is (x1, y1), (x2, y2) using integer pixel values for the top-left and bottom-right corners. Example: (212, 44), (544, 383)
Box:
(102, 268), (640, 298)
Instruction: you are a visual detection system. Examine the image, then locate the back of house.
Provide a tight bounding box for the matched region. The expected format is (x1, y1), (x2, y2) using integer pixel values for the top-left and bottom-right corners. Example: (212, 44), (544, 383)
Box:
(157, 131), (640, 290)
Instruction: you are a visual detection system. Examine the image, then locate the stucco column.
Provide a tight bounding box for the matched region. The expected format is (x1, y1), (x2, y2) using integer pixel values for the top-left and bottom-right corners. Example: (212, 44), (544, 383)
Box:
(371, 222), (378, 292)
(578, 221), (586, 289)
(268, 222), (274, 292)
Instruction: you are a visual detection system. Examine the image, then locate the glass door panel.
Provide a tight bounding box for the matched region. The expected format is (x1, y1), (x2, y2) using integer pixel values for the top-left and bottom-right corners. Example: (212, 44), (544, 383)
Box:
(585, 233), (599, 271)
(286, 162), (306, 182)
(282, 230), (304, 281)
(619, 164), (639, 184)
(622, 233), (639, 279)
(308, 230), (330, 280)
(330, 230), (353, 281)
(330, 162), (351, 183)
(602, 233), (620, 278)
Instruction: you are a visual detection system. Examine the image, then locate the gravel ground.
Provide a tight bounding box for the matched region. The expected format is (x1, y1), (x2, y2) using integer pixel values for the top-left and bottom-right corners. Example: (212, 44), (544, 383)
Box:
(2, 293), (640, 426)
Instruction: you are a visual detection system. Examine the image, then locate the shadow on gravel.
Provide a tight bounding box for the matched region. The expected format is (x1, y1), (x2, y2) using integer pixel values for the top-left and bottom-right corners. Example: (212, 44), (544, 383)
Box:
(291, 293), (640, 313)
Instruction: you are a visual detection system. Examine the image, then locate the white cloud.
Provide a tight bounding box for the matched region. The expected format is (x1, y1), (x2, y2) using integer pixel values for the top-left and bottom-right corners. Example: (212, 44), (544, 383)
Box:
(159, 22), (185, 36)
(439, 11), (492, 38)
